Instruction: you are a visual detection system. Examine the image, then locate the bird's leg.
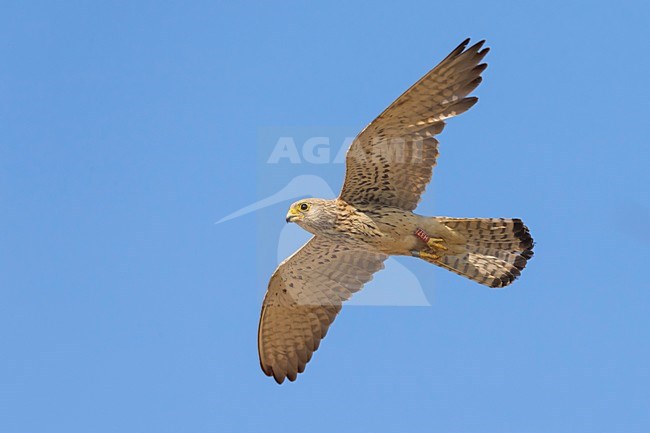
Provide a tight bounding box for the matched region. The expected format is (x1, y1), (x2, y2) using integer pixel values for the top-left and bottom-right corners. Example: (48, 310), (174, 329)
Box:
(414, 227), (448, 259)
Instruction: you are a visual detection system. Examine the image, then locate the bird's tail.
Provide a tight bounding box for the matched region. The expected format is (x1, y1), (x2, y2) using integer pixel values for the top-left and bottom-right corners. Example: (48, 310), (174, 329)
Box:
(425, 218), (534, 288)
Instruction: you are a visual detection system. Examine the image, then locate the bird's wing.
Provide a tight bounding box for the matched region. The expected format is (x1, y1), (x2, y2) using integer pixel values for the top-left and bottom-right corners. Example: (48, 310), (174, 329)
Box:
(339, 38), (489, 211)
(258, 236), (387, 383)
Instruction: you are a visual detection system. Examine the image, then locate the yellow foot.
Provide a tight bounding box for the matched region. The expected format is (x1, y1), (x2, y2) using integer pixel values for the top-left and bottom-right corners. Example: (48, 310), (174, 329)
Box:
(420, 251), (441, 261)
(426, 237), (448, 251)
(411, 250), (441, 261)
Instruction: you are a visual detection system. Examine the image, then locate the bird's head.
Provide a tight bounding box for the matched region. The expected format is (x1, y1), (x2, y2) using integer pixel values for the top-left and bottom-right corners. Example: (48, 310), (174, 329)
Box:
(285, 198), (337, 234)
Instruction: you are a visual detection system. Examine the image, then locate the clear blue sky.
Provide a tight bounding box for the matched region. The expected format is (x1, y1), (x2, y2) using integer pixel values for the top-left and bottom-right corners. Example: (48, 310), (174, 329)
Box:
(1, 1), (649, 432)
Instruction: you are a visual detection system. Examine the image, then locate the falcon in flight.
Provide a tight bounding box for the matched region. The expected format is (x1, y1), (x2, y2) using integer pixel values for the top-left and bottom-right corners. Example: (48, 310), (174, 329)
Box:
(258, 39), (534, 383)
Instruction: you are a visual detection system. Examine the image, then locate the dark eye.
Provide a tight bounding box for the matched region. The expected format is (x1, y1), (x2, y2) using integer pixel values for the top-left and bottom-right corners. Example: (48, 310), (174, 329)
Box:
(299, 203), (309, 211)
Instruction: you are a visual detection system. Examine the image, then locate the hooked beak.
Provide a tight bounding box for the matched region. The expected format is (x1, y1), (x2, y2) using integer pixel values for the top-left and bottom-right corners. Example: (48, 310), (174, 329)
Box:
(285, 207), (301, 223)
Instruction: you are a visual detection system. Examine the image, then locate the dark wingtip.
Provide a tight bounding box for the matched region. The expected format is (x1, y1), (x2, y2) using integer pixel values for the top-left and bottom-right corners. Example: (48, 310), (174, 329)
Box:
(273, 372), (285, 384)
(464, 96), (479, 108)
(470, 39), (486, 51)
(474, 63), (488, 74)
(446, 38), (472, 60)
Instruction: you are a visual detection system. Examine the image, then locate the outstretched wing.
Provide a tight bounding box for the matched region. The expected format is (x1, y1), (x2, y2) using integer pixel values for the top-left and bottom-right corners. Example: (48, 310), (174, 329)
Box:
(339, 39), (489, 210)
(258, 236), (387, 384)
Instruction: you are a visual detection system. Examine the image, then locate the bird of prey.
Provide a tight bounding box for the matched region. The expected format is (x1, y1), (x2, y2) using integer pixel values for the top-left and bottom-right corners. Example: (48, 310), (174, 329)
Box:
(258, 39), (534, 384)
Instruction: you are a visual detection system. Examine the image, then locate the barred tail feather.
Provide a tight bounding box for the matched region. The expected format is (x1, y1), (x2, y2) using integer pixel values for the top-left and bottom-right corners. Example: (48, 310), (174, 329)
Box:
(437, 218), (534, 288)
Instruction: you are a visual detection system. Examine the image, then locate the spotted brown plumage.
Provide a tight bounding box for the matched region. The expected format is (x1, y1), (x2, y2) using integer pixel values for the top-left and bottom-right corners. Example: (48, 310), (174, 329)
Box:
(258, 237), (387, 383)
(258, 39), (534, 384)
(340, 38), (488, 210)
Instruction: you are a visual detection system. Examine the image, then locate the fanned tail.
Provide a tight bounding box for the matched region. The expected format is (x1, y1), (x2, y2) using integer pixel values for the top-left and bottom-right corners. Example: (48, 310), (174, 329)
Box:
(433, 218), (534, 288)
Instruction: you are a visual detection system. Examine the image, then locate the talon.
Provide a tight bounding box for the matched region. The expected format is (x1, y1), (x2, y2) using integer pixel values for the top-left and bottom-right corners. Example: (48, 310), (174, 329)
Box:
(419, 250), (440, 261)
(427, 237), (448, 251)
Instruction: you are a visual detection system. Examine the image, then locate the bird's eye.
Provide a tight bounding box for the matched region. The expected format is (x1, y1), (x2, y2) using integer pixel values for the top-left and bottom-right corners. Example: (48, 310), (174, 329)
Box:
(299, 203), (310, 211)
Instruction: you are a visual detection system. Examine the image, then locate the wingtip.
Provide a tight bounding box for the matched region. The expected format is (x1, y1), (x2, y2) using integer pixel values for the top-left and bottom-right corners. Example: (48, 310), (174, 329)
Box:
(474, 63), (488, 74)
(445, 38), (472, 61)
(450, 38), (471, 55)
(264, 364), (297, 384)
(272, 371), (286, 384)
(272, 372), (299, 384)
(452, 38), (489, 60)
(464, 96), (479, 107)
(469, 39), (487, 52)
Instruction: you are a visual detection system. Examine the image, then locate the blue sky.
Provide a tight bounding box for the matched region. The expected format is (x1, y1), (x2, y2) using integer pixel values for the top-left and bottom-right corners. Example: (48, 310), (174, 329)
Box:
(1, 1), (649, 432)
